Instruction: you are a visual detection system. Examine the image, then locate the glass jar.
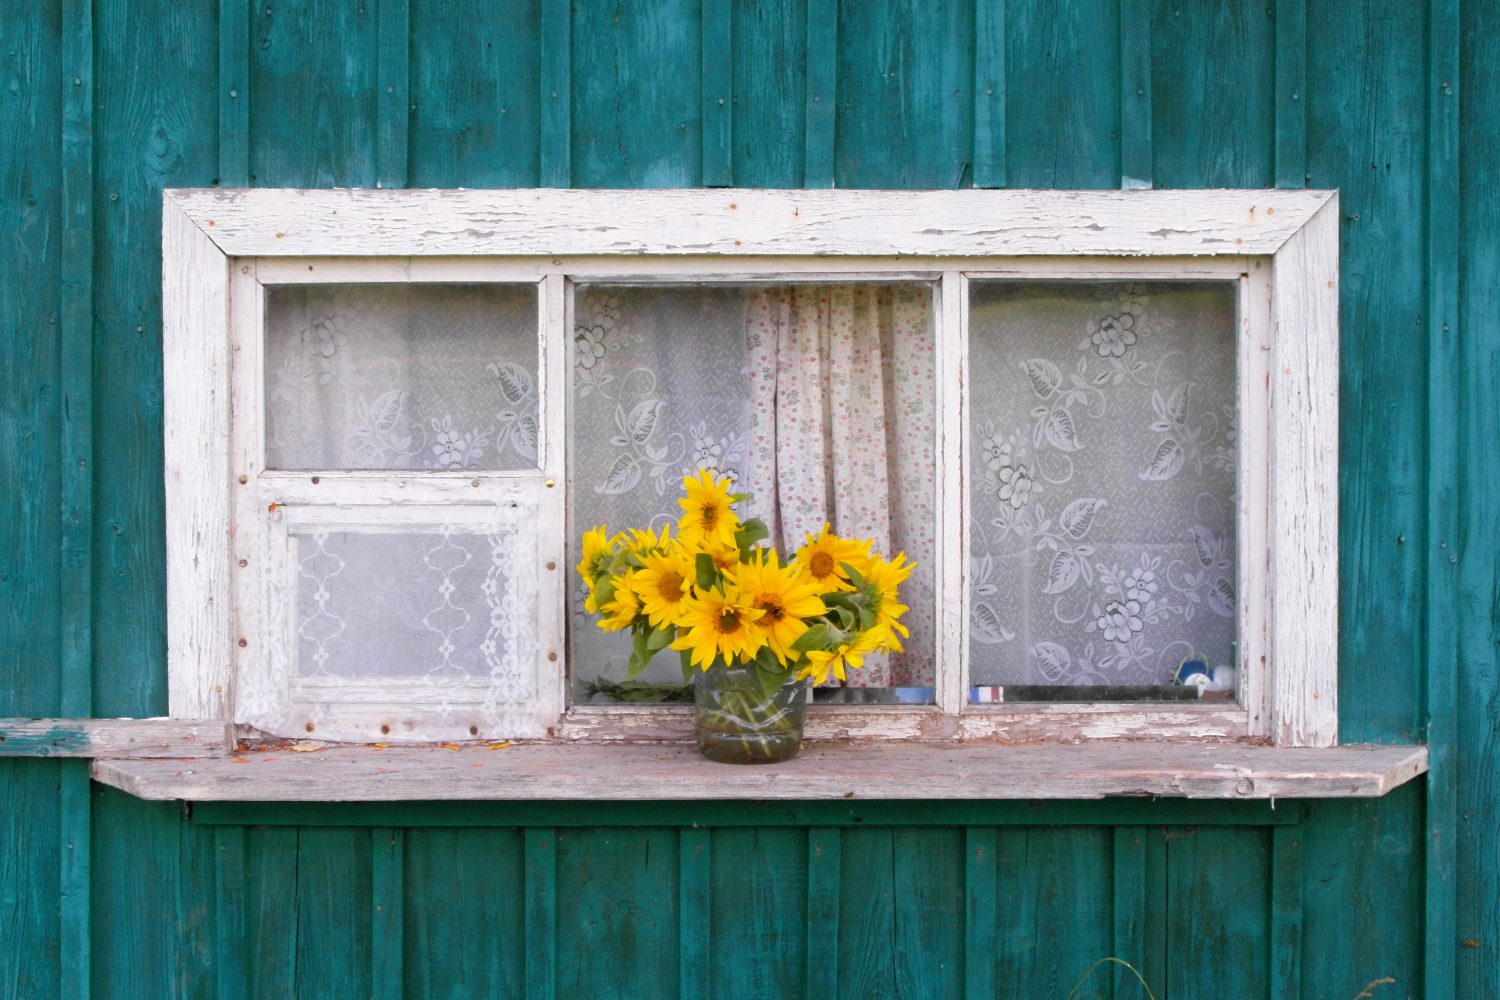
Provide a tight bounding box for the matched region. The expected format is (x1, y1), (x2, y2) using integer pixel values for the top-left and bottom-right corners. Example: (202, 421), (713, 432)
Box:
(693, 660), (807, 764)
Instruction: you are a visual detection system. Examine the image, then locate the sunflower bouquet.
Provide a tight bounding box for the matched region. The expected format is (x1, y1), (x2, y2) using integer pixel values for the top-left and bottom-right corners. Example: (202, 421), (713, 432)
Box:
(577, 471), (913, 761)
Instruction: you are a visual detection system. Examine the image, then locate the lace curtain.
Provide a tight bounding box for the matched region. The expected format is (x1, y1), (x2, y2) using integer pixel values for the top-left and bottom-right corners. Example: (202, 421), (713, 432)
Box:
(967, 281), (1238, 689)
(569, 283), (937, 695)
(265, 283), (539, 470)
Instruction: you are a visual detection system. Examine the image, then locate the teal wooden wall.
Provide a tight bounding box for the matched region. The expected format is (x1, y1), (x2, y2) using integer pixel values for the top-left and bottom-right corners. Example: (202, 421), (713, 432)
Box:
(0, 0), (1493, 996)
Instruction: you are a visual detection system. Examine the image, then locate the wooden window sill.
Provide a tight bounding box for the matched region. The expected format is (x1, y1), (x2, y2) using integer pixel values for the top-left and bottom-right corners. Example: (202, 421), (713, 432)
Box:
(90, 740), (1427, 803)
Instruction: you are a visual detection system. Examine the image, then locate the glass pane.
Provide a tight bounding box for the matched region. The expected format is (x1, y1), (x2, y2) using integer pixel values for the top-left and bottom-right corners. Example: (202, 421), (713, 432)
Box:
(265, 283), (539, 470)
(568, 282), (936, 704)
(295, 528), (527, 683)
(967, 281), (1238, 701)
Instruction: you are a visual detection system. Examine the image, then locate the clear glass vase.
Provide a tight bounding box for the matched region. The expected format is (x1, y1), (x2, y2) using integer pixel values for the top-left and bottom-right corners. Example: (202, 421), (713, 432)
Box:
(693, 661), (807, 764)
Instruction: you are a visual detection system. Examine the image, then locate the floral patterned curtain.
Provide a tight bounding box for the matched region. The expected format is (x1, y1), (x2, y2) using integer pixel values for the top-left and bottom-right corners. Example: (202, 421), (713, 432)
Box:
(967, 281), (1238, 691)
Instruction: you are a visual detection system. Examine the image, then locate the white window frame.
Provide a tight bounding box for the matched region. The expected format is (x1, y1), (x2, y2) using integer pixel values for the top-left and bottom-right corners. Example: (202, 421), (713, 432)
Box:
(163, 188), (1339, 749)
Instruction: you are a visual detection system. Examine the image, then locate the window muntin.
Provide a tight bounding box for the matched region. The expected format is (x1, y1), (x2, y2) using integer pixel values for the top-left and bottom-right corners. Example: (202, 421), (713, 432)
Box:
(966, 280), (1240, 703)
(566, 280), (938, 704)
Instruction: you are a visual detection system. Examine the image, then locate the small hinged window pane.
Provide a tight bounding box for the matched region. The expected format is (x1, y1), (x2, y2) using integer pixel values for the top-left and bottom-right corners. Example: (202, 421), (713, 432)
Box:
(263, 282), (540, 471)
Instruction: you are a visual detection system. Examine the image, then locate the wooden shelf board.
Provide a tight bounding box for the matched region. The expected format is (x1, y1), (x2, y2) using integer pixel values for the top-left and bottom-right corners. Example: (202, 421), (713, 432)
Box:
(91, 740), (1427, 803)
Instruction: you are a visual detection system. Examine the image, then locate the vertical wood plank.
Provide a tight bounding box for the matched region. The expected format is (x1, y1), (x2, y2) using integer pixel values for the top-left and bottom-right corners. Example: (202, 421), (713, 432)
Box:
(708, 829), (806, 997)
(1142, 827), (1167, 995)
(1425, 0), (1461, 994)
(1456, 3), (1500, 995)
(892, 828), (963, 996)
(539, 0), (570, 186)
(971, 0), (1005, 187)
(803, 0), (836, 187)
(1270, 825), (1303, 999)
(1112, 827), (1147, 998)
(700, 0), (732, 186)
(1273, 0), (1306, 188)
(1149, 2), (1275, 189)
(59, 0), (93, 992)
(218, 0), (250, 186)
(295, 828), (375, 998)
(376, 0), (410, 188)
(730, 0), (805, 186)
(834, 0), (974, 188)
(963, 826), (996, 1000)
(1005, 0), (1121, 188)
(371, 828), (405, 1000)
(678, 828), (710, 1000)
(1118, 0), (1152, 188)
(214, 825), (248, 1000)
(524, 827), (557, 999)
(805, 826), (840, 998)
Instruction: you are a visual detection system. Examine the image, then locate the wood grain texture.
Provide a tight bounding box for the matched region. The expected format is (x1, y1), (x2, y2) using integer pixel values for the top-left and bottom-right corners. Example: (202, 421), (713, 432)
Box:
(1164, 827), (1271, 997)
(369, 827), (403, 1000)
(1308, 0), (1427, 747)
(0, 0), (62, 721)
(834, 0), (973, 189)
(730, 0), (804, 187)
(992, 826), (1112, 995)
(0, 718), (229, 757)
(1118, 0), (1152, 189)
(167, 186), (1334, 258)
(1270, 196), (1340, 746)
(802, 0), (835, 187)
(408, 0), (541, 188)
(971, 0), (1005, 187)
(537, 0), (569, 187)
(94, 0), (217, 718)
(1457, 4), (1500, 994)
(162, 199), (232, 720)
(708, 829), (805, 998)
(1006, 0), (1120, 188)
(699, 0), (731, 186)
(1273, 0), (1307, 188)
(93, 740), (1427, 802)
(402, 829), (525, 998)
(1152, 0), (1276, 189)
(249, 0), (377, 187)
(1425, 0), (1462, 995)
(569, 0), (698, 187)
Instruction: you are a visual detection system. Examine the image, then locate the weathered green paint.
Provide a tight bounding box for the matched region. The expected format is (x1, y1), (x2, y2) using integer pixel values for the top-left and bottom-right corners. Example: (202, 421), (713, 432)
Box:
(1, 0), (1496, 996)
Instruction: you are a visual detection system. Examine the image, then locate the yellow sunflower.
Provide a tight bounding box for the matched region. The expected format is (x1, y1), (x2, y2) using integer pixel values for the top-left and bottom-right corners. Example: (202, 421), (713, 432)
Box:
(597, 580), (642, 632)
(677, 470), (740, 551)
(860, 551), (914, 648)
(795, 625), (892, 686)
(669, 583), (767, 669)
(577, 524), (618, 613)
(792, 524), (869, 593)
(729, 551), (828, 663)
(630, 544), (697, 628)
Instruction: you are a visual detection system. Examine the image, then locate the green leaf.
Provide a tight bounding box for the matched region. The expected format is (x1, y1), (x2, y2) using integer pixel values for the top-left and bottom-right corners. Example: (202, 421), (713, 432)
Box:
(679, 648), (696, 685)
(646, 625), (674, 652)
(735, 518), (770, 557)
(695, 552), (719, 591)
(792, 622), (836, 653)
(755, 662), (788, 700)
(625, 628), (651, 679)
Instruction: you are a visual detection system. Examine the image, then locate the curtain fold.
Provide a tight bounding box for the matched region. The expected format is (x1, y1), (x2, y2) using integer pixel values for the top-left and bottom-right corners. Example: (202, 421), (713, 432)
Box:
(743, 285), (935, 687)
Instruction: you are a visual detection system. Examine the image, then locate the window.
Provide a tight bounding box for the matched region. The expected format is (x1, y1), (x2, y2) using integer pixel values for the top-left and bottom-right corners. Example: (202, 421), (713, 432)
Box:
(163, 188), (1339, 748)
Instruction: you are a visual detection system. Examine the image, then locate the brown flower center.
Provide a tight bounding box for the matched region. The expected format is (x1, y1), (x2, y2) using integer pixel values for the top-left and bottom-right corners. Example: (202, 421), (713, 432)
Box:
(656, 571), (685, 602)
(714, 610), (743, 635)
(699, 503), (720, 530)
(757, 596), (786, 622)
(809, 551), (836, 578)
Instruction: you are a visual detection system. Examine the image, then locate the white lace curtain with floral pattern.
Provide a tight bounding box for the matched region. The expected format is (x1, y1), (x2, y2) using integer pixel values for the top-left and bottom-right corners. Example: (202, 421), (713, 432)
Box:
(265, 283), (539, 471)
(569, 284), (936, 696)
(967, 281), (1238, 689)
